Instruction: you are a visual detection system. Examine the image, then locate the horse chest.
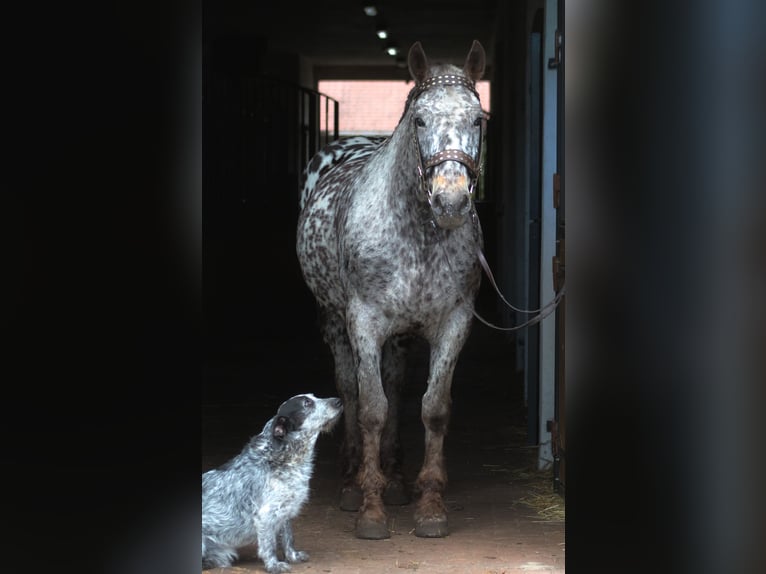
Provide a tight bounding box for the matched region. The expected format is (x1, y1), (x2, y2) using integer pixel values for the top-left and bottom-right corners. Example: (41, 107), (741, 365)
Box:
(342, 230), (479, 326)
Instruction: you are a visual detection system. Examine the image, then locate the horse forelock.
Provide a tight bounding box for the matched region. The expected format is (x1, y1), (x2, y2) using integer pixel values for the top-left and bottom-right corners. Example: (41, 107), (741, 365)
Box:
(400, 63), (479, 121)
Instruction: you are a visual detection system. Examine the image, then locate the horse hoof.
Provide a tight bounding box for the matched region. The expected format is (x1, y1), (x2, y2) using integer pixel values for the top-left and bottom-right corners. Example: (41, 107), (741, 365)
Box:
(414, 516), (449, 538)
(339, 486), (363, 511)
(383, 480), (410, 506)
(355, 515), (391, 539)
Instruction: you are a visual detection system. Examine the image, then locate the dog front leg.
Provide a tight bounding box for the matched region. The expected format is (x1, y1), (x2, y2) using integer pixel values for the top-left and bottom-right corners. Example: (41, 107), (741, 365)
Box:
(255, 521), (290, 574)
(280, 521), (309, 564)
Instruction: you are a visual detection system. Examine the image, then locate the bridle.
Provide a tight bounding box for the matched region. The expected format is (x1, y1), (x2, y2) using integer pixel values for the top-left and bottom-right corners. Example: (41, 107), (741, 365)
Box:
(411, 76), (566, 331)
(407, 74), (485, 204)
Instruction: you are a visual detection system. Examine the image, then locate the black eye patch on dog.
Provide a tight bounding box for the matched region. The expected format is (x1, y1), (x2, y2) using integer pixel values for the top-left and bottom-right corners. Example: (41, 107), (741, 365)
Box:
(276, 395), (313, 428)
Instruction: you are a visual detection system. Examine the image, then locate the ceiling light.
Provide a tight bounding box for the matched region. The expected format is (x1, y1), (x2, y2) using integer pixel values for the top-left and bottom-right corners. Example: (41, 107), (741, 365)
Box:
(363, 6), (377, 17)
(386, 46), (399, 57)
(376, 28), (388, 39)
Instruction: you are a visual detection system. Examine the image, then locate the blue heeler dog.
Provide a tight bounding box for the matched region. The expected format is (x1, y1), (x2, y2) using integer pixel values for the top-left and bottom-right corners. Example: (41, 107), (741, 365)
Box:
(202, 394), (343, 572)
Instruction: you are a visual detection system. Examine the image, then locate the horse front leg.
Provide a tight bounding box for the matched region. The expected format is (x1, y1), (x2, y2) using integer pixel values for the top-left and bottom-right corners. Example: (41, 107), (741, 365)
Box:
(355, 353), (390, 539)
(348, 304), (390, 540)
(415, 312), (473, 538)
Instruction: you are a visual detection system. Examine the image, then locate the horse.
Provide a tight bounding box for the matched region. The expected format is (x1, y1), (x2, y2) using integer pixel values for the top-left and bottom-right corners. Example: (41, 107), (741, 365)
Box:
(296, 40), (486, 540)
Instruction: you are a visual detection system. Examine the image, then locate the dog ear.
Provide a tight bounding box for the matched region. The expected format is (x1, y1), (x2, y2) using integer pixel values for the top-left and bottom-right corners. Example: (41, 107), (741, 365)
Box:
(273, 415), (290, 439)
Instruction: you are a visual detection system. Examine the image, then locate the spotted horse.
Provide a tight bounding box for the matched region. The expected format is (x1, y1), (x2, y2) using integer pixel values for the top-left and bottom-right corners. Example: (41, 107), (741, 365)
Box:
(296, 40), (487, 539)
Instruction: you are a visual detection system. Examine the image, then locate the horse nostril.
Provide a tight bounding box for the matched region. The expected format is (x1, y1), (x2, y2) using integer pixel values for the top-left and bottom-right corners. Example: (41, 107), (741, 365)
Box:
(458, 194), (469, 213)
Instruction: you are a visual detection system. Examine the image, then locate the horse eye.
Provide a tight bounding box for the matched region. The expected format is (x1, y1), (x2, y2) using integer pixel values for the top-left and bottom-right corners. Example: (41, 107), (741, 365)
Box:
(303, 397), (314, 408)
(473, 116), (483, 126)
(415, 117), (426, 128)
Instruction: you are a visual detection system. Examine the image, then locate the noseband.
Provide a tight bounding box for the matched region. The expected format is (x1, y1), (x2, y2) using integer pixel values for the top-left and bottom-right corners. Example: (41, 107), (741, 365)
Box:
(408, 74), (484, 203)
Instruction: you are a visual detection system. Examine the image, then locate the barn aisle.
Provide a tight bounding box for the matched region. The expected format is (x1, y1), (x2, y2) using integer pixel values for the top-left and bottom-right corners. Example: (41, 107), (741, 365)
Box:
(202, 319), (565, 573)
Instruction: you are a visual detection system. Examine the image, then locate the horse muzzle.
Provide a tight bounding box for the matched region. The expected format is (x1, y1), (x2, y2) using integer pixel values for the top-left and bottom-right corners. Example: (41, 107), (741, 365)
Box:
(417, 149), (479, 230)
(429, 183), (472, 229)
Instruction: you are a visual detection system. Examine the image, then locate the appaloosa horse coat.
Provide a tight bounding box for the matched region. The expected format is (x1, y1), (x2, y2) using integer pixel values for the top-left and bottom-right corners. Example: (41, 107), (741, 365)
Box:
(296, 40), (486, 539)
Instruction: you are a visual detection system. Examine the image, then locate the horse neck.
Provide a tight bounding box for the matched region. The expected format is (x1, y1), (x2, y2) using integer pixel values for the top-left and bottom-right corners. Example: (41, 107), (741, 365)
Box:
(377, 112), (430, 222)
(360, 111), (479, 251)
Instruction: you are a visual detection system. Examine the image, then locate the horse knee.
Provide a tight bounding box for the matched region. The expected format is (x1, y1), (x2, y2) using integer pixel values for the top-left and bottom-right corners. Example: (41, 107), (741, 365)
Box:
(358, 396), (388, 432)
(423, 411), (449, 434)
(421, 399), (450, 434)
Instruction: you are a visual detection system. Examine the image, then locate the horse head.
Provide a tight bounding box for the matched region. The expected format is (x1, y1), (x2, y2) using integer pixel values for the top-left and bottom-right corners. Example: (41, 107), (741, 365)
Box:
(407, 40), (486, 230)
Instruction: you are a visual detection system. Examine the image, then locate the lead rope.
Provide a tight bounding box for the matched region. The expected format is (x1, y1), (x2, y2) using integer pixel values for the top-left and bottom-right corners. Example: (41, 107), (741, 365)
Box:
(436, 215), (566, 332)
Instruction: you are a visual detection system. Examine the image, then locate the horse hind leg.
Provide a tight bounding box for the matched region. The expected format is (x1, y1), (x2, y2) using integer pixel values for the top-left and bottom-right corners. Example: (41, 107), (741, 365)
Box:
(380, 335), (410, 506)
(336, 350), (363, 513)
(319, 309), (363, 512)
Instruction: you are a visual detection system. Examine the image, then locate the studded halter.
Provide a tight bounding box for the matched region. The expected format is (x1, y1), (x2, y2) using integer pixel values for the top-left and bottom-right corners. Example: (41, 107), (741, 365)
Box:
(407, 74), (485, 202)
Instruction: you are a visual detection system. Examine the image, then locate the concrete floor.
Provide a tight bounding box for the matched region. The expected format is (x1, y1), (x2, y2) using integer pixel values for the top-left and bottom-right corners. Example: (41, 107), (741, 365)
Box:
(202, 322), (565, 574)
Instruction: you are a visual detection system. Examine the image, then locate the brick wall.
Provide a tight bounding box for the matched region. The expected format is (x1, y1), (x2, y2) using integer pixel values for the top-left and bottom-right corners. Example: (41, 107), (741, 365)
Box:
(319, 80), (491, 136)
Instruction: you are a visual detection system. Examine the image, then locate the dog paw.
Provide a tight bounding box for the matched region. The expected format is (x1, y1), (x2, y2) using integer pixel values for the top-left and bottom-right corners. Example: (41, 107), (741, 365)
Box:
(286, 549), (310, 563)
(202, 559), (230, 570)
(264, 559), (292, 573)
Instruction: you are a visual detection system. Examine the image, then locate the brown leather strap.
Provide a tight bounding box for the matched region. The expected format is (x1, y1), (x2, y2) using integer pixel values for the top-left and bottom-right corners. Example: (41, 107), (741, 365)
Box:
(409, 74), (479, 101)
(423, 149), (478, 173)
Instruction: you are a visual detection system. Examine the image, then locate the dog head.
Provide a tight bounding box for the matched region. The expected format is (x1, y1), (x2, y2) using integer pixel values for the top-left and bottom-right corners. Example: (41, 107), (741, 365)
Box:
(272, 393), (343, 441)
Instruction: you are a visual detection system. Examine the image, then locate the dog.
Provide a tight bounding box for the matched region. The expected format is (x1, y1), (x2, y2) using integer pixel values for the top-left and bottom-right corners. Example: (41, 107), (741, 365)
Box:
(202, 393), (343, 572)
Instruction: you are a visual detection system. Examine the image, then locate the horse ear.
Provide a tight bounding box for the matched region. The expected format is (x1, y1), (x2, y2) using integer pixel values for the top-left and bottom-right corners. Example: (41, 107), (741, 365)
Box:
(408, 41), (429, 83)
(463, 40), (486, 83)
